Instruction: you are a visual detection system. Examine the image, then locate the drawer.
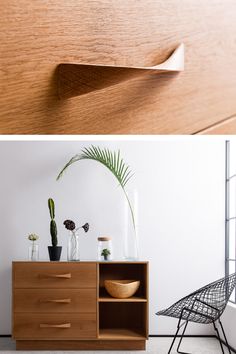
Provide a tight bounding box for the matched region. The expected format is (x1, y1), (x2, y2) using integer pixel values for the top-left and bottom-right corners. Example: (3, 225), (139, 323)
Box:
(13, 262), (96, 288)
(2, 1), (236, 135)
(13, 313), (97, 339)
(198, 115), (236, 135)
(14, 289), (96, 313)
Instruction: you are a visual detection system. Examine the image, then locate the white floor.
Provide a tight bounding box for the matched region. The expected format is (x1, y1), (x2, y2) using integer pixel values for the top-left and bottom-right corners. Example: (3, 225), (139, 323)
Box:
(0, 337), (228, 354)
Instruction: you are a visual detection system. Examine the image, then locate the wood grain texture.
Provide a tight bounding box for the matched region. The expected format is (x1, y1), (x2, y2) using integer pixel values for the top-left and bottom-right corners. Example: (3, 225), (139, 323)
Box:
(16, 339), (146, 350)
(1, 0), (236, 134)
(99, 328), (146, 340)
(14, 288), (97, 313)
(98, 263), (148, 340)
(99, 296), (147, 302)
(13, 262), (96, 289)
(197, 115), (236, 134)
(14, 313), (97, 339)
(99, 263), (147, 298)
(58, 43), (184, 98)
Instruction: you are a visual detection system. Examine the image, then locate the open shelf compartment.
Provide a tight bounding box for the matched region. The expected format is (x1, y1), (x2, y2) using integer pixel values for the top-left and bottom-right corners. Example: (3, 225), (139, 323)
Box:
(99, 302), (147, 340)
(98, 262), (148, 339)
(99, 262), (148, 300)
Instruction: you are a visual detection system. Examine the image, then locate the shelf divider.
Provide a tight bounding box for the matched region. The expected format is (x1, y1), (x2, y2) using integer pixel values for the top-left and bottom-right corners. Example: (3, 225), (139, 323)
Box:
(99, 296), (147, 302)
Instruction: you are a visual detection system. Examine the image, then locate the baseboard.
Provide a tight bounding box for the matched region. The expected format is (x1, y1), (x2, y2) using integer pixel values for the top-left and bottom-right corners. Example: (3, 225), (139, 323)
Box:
(149, 334), (216, 338)
(1, 334), (235, 353)
(0, 335), (11, 337)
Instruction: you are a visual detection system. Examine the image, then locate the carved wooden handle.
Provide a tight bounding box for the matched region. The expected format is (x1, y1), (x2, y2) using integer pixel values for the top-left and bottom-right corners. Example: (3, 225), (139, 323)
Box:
(40, 298), (71, 303)
(40, 323), (71, 328)
(39, 273), (71, 279)
(58, 43), (185, 99)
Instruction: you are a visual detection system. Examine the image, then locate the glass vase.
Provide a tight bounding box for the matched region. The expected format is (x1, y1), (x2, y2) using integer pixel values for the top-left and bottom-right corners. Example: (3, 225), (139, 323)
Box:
(123, 189), (139, 260)
(28, 242), (39, 261)
(67, 231), (80, 261)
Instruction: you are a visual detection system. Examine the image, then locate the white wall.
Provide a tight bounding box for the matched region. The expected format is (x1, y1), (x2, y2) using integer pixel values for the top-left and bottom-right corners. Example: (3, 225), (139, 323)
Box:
(0, 139), (225, 335)
(221, 304), (236, 349)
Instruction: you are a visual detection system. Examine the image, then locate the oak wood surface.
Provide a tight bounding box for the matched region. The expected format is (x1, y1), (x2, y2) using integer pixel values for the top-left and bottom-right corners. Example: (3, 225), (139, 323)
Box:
(58, 44), (184, 98)
(16, 339), (146, 350)
(98, 328), (146, 340)
(99, 263), (147, 298)
(13, 262), (96, 289)
(99, 295), (147, 302)
(98, 263), (148, 339)
(1, 0), (236, 134)
(96, 263), (99, 338)
(99, 300), (147, 338)
(145, 262), (149, 338)
(14, 288), (96, 313)
(13, 313), (97, 339)
(197, 115), (236, 135)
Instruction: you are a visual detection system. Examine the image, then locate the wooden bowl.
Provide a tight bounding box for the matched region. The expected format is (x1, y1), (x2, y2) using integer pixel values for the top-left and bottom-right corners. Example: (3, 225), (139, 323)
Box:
(104, 279), (140, 298)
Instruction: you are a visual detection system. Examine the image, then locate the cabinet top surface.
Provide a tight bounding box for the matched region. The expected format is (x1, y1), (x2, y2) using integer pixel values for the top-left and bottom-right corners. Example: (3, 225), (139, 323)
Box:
(12, 260), (148, 264)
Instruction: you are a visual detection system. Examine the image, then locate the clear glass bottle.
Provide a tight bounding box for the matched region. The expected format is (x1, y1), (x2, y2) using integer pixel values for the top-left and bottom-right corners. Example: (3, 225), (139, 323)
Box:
(123, 189), (139, 260)
(28, 242), (39, 261)
(67, 230), (80, 261)
(98, 236), (113, 261)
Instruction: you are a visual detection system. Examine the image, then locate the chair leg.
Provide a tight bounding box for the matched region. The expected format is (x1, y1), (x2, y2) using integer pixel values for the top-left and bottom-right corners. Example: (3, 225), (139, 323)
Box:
(168, 323), (181, 354)
(219, 319), (232, 354)
(213, 321), (225, 354)
(177, 320), (191, 354)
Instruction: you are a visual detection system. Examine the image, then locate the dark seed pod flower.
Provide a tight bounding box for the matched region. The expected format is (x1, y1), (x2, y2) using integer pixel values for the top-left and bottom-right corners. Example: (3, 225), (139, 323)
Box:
(82, 223), (89, 232)
(63, 219), (75, 231)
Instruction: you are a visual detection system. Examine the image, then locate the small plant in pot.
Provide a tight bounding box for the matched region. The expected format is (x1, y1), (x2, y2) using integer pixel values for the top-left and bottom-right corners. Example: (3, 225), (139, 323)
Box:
(48, 198), (62, 261)
(101, 248), (111, 261)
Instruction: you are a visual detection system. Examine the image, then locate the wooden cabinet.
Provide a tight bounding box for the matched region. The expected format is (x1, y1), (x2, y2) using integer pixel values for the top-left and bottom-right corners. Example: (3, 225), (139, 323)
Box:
(12, 261), (148, 350)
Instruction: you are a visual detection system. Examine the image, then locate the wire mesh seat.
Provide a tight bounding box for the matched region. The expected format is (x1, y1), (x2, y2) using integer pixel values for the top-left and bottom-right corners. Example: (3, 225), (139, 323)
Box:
(156, 273), (236, 354)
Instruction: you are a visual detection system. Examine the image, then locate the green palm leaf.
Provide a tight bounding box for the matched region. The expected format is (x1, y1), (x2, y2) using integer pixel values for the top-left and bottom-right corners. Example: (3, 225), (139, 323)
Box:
(56, 145), (136, 232)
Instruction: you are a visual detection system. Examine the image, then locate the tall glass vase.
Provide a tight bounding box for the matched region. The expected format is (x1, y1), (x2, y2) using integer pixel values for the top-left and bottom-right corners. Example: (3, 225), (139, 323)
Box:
(123, 189), (139, 260)
(67, 231), (80, 261)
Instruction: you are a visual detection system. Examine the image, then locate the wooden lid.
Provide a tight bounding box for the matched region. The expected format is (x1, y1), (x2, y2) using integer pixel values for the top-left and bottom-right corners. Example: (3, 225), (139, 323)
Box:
(98, 236), (111, 241)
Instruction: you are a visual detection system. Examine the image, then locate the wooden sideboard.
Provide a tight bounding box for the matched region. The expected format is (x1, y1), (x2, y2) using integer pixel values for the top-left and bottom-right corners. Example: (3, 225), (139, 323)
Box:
(12, 261), (148, 350)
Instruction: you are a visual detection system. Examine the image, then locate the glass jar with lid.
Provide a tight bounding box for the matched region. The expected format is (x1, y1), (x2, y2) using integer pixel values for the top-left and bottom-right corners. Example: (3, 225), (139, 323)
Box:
(98, 236), (113, 261)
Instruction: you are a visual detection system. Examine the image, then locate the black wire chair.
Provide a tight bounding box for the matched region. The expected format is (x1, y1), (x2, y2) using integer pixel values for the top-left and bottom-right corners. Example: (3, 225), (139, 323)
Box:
(156, 273), (236, 354)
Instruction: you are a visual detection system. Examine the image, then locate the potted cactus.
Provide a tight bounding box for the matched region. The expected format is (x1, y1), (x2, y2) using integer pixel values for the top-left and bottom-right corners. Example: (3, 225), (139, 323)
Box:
(48, 198), (62, 261)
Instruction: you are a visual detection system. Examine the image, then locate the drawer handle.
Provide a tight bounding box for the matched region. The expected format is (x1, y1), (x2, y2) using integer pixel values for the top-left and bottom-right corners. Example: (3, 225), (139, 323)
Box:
(58, 43), (185, 99)
(39, 273), (72, 279)
(40, 298), (71, 303)
(40, 323), (71, 328)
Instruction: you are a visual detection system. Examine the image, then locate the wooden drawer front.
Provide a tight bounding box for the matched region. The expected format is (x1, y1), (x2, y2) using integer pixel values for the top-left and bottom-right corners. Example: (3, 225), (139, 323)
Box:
(14, 313), (96, 340)
(14, 289), (96, 313)
(198, 115), (236, 135)
(2, 1), (236, 135)
(13, 262), (96, 288)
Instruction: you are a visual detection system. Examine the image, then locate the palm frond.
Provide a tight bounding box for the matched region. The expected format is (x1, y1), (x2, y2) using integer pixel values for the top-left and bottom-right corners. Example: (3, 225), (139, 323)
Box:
(57, 145), (133, 188)
(56, 145), (136, 231)
(56, 155), (81, 181)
